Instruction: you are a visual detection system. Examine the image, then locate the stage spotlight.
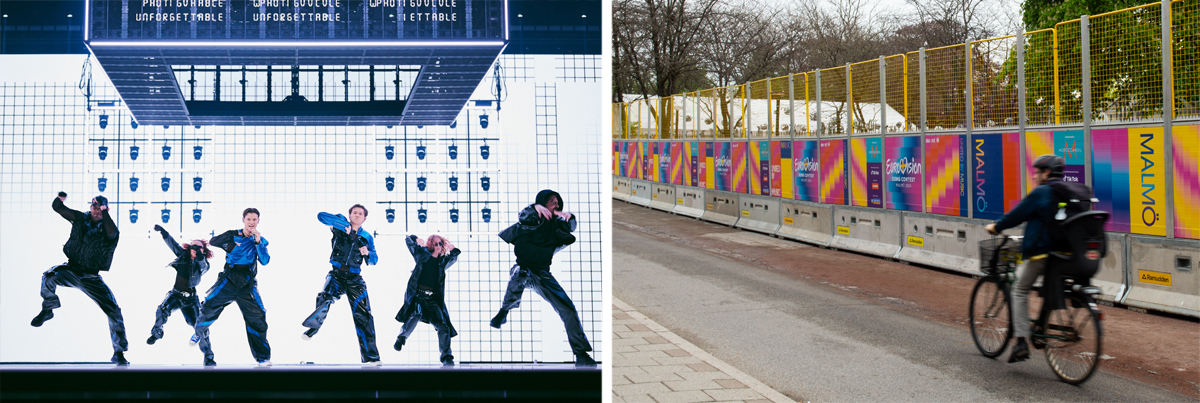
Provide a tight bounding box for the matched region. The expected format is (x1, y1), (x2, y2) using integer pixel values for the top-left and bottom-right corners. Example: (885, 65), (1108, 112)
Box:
(417, 176), (427, 191)
(449, 176), (458, 191)
(416, 145), (427, 160)
(450, 120), (457, 129)
(194, 125), (201, 129)
(448, 145), (458, 160)
(387, 125), (394, 129)
(98, 146), (109, 160)
(193, 146), (203, 160)
(479, 114), (488, 129)
(417, 207), (428, 223)
(131, 120), (138, 129)
(162, 145), (171, 160)
(385, 176), (395, 192)
(129, 208), (139, 223)
(163, 125), (169, 129)
(193, 176), (203, 192)
(481, 176), (490, 191)
(161, 176), (171, 192)
(385, 145), (395, 160)
(99, 114), (109, 129)
(449, 208), (459, 223)
(192, 208), (202, 223)
(130, 145), (140, 160)
(161, 208), (171, 224)
(480, 144), (490, 160)
(97, 177), (107, 192)
(482, 207), (492, 223)
(385, 208), (396, 223)
(130, 176), (140, 192)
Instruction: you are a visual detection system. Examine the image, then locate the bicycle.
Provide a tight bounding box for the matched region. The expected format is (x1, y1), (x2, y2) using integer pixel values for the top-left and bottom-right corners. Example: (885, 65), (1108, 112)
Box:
(968, 235), (1105, 385)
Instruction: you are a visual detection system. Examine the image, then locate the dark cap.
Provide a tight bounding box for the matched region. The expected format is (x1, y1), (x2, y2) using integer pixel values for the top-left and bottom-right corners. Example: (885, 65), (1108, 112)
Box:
(91, 195), (109, 208)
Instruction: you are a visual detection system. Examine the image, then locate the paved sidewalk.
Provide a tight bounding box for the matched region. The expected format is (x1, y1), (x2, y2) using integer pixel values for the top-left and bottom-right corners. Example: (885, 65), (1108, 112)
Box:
(613, 297), (796, 403)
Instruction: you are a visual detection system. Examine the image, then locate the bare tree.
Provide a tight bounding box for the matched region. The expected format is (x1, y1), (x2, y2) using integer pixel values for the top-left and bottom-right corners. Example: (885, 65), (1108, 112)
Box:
(613, 0), (723, 101)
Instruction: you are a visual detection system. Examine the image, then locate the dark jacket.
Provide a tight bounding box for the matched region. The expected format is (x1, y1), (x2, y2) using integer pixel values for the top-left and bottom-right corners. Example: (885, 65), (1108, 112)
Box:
(317, 213), (378, 273)
(396, 235), (460, 337)
(993, 178), (1061, 259)
(158, 228), (210, 289)
(53, 197), (119, 273)
(210, 229), (270, 274)
(499, 190), (577, 270)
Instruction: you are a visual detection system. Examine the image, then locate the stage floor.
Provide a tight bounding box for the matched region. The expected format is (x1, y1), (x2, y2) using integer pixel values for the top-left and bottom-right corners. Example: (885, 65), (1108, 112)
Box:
(0, 363), (602, 401)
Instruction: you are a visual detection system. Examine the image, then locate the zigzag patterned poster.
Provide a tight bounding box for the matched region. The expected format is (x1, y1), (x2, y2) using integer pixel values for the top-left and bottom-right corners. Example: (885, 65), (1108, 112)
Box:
(670, 142), (684, 185)
(850, 138), (869, 207)
(819, 139), (847, 205)
(1175, 125), (1200, 239)
(925, 134), (967, 217)
(749, 141), (771, 196)
(731, 142), (747, 193)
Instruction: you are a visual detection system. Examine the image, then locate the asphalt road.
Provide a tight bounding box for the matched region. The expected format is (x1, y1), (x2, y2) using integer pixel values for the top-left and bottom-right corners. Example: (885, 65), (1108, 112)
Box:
(614, 210), (1194, 402)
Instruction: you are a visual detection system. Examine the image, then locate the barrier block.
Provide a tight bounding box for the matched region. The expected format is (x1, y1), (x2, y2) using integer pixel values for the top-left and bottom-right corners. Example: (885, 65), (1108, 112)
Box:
(701, 189), (740, 226)
(1091, 233), (1127, 303)
(1123, 236), (1200, 318)
(649, 183), (677, 211)
(894, 213), (988, 275)
(734, 193), (781, 235)
(828, 206), (902, 258)
(673, 187), (706, 218)
(777, 200), (833, 245)
(629, 179), (653, 206)
(613, 176), (632, 201)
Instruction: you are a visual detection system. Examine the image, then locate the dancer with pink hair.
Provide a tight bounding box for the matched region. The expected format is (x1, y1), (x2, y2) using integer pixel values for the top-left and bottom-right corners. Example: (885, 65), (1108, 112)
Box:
(394, 234), (461, 366)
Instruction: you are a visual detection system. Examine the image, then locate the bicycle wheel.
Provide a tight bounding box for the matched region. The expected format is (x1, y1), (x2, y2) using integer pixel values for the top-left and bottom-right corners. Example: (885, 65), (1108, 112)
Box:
(969, 276), (1012, 358)
(1043, 294), (1103, 385)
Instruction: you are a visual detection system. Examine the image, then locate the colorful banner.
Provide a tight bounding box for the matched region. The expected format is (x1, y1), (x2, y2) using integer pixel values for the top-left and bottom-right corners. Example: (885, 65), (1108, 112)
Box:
(794, 140), (820, 202)
(886, 136), (922, 212)
(658, 142), (670, 183)
(1175, 125), (1200, 239)
(687, 141), (698, 187)
(971, 133), (1024, 220)
(1092, 128), (1133, 232)
(613, 142), (619, 176)
(1127, 127), (1166, 236)
(772, 141), (794, 199)
(669, 142), (683, 185)
(819, 139), (847, 205)
(867, 138), (884, 208)
(1026, 131), (1086, 190)
(731, 142), (747, 194)
(748, 141), (770, 196)
(714, 142), (732, 192)
(850, 138), (868, 207)
(925, 134), (967, 217)
(703, 141), (714, 190)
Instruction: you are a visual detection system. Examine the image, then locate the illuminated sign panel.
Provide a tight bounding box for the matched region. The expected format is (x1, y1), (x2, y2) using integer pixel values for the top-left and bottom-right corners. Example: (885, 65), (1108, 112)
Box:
(88, 0), (505, 41)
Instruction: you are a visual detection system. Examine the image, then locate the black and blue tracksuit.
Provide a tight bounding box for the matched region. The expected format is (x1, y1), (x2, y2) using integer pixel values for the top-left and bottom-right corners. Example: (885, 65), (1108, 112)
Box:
(194, 229), (271, 363)
(39, 196), (128, 353)
(302, 213), (381, 363)
(396, 235), (460, 362)
(149, 227), (210, 342)
(495, 190), (593, 357)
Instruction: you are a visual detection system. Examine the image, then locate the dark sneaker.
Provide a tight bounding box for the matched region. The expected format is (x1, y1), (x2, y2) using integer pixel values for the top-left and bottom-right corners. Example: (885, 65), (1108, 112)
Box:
(146, 336), (158, 345)
(111, 351), (130, 366)
(203, 358), (216, 366)
(1008, 338), (1030, 363)
(575, 352), (597, 368)
(30, 310), (53, 327)
(489, 310), (508, 329)
(441, 356), (455, 366)
(301, 328), (318, 341)
(393, 336), (406, 352)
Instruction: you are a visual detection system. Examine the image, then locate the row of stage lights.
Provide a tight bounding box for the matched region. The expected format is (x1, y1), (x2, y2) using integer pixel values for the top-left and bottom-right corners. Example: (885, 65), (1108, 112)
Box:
(116, 206), (491, 225)
(384, 175), (489, 192)
(123, 207), (204, 224)
(386, 144), (491, 161)
(98, 176), (204, 193)
(98, 145), (204, 161)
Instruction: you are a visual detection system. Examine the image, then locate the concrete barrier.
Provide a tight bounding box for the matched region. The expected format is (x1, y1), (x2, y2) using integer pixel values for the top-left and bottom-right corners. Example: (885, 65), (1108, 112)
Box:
(776, 200), (833, 245)
(828, 206), (902, 258)
(894, 213), (989, 276)
(734, 193), (781, 235)
(1122, 236), (1200, 318)
(1091, 233), (1128, 303)
(614, 176), (632, 201)
(701, 189), (740, 226)
(673, 187), (706, 218)
(629, 179), (653, 206)
(649, 183), (677, 212)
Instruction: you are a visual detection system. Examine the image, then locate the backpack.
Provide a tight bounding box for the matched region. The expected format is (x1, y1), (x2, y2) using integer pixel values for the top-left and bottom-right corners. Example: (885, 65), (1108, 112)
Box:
(1044, 181), (1109, 278)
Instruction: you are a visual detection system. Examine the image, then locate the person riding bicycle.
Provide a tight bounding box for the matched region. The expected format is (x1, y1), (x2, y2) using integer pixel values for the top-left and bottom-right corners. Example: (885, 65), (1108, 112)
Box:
(984, 154), (1067, 363)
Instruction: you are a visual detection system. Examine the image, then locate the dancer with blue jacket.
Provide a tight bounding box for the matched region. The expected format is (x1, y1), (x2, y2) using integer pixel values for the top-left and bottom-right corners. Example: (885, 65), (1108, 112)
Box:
(301, 205), (381, 365)
(191, 207), (272, 367)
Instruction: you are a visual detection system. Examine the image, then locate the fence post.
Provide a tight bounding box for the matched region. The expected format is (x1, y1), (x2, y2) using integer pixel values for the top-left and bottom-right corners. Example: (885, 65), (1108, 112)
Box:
(880, 56), (889, 210)
(1162, 0), (1175, 239)
(816, 70), (823, 137)
(919, 47), (928, 213)
(789, 74), (796, 138)
(1082, 15), (1092, 187)
(846, 63), (853, 135)
(1018, 33), (1028, 196)
(965, 42), (974, 218)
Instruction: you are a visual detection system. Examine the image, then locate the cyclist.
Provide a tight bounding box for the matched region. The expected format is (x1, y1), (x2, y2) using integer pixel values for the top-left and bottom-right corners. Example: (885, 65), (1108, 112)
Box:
(984, 155), (1065, 363)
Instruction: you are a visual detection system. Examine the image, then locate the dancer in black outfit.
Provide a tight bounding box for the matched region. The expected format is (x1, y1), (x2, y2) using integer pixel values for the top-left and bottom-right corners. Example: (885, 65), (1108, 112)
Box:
(394, 235), (460, 366)
(32, 192), (130, 365)
(491, 189), (596, 367)
(146, 224), (212, 345)
(301, 205), (381, 365)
